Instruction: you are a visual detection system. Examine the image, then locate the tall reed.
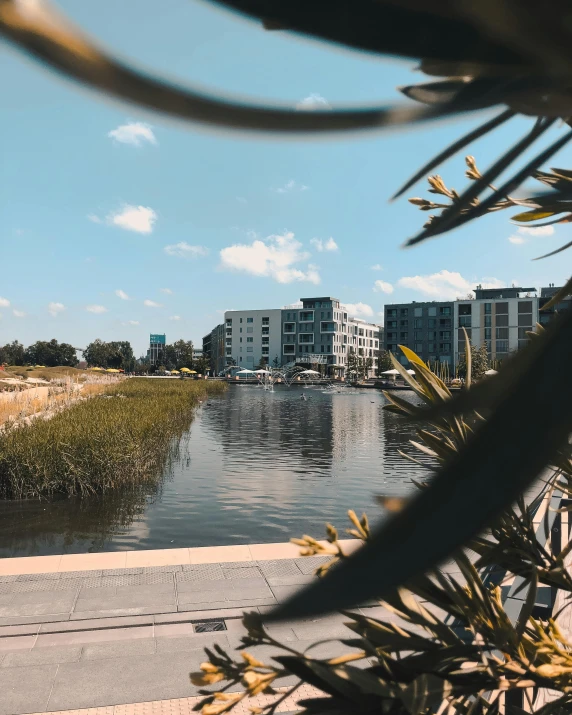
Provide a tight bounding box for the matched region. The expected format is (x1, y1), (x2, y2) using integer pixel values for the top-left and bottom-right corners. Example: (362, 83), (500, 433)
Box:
(0, 379), (226, 499)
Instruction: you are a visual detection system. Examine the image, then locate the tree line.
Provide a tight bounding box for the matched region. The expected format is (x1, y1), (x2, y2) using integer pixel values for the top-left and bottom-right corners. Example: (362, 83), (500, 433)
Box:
(0, 338), (208, 373)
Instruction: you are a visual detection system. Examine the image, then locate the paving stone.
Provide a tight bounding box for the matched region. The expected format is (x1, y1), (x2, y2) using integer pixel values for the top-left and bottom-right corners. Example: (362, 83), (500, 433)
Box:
(294, 557), (331, 575)
(222, 567), (261, 579)
(155, 633), (230, 653)
(267, 575), (315, 587)
(0, 634), (37, 651)
(115, 583), (175, 596)
(40, 614), (154, 633)
(2, 579), (76, 594)
(0, 594), (14, 605)
(269, 585), (302, 603)
(177, 601), (233, 613)
(177, 588), (226, 604)
(59, 570), (103, 579)
(76, 577), (106, 589)
(0, 623), (40, 637)
(10, 589), (77, 605)
(145, 565), (182, 574)
(0, 613), (70, 627)
(36, 625), (155, 648)
(70, 606), (176, 620)
(2, 646), (82, 667)
(219, 562), (257, 570)
(81, 638), (156, 660)
(226, 581), (274, 600)
(176, 578), (226, 592)
(257, 560), (301, 578)
(155, 608), (246, 625)
(0, 576), (17, 584)
(47, 652), (205, 709)
(75, 591), (175, 612)
(77, 586), (118, 598)
(102, 568), (143, 576)
(217, 597), (278, 609)
(0, 598), (75, 618)
(16, 572), (61, 582)
(178, 565), (225, 581)
(143, 572), (176, 584)
(0, 663), (58, 715)
(99, 574), (147, 587)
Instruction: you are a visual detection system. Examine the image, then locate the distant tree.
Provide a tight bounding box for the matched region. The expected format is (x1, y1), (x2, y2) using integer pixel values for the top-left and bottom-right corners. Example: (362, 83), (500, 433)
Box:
(375, 349), (392, 376)
(1, 341), (26, 365)
(457, 343), (490, 380)
(171, 339), (194, 369)
(272, 355), (279, 368)
(83, 340), (134, 370)
(255, 356), (268, 370)
(346, 350), (360, 381)
(194, 355), (210, 375)
(25, 339), (78, 367)
(362, 356), (373, 379)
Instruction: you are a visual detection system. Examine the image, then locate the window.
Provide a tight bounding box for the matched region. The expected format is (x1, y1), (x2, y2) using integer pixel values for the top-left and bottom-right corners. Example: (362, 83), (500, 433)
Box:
(496, 315), (509, 327)
(440, 343), (451, 352)
(240, 338), (242, 343)
(283, 345), (295, 354)
(247, 317), (254, 323)
(495, 302), (508, 315)
(428, 319), (437, 328)
(518, 301), (532, 313)
(439, 331), (451, 340)
(226, 348), (232, 355)
(262, 317), (270, 325)
(458, 316), (471, 328)
(414, 307), (422, 317)
(428, 343), (436, 352)
(246, 337), (253, 343)
(262, 327), (269, 335)
(428, 307), (437, 317)
(400, 320), (408, 327)
(283, 322), (296, 333)
(247, 347), (253, 352)
(240, 328), (242, 333)
(518, 327), (529, 340)
(517, 340), (529, 350)
(439, 306), (451, 316)
(247, 327), (253, 333)
(495, 327), (508, 340)
(400, 308), (408, 317)
(439, 319), (451, 327)
(299, 334), (314, 343)
(400, 332), (408, 340)
(299, 311), (314, 321)
(414, 318), (423, 328)
(226, 319), (232, 325)
(387, 308), (397, 318)
(240, 318), (243, 323)
(427, 331), (436, 340)
(484, 327), (491, 340)
(484, 315), (492, 327)
(414, 331), (423, 341)
(320, 345), (325, 352)
(458, 304), (471, 315)
(225, 339), (232, 346)
(518, 314), (532, 327)
(496, 340), (509, 353)
(415, 343), (423, 353)
(387, 332), (397, 340)
(262, 347), (269, 354)
(484, 303), (491, 314)
(321, 322), (336, 332)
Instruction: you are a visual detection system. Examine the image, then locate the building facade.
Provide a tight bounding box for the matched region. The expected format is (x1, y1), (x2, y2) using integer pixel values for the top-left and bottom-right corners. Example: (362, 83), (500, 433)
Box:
(221, 297), (382, 377)
(454, 286), (538, 365)
(383, 301), (454, 366)
(147, 334), (166, 366)
(203, 323), (225, 375)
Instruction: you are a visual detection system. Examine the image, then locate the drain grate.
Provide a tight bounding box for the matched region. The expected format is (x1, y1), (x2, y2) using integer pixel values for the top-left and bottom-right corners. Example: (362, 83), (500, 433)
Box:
(193, 618), (227, 633)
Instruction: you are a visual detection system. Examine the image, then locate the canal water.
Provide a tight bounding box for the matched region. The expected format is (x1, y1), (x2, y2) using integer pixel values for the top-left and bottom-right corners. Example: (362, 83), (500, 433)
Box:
(0, 385), (428, 557)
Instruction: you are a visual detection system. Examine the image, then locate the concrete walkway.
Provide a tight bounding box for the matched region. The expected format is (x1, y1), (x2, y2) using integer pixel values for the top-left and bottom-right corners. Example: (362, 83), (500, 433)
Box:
(0, 542), (399, 715)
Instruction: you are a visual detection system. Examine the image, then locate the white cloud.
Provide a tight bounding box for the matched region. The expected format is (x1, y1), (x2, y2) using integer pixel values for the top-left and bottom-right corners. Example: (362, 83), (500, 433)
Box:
(48, 302), (65, 317)
(220, 231), (320, 284)
(115, 289), (130, 300)
(108, 121), (156, 147)
(397, 270), (504, 300)
(144, 299), (162, 308)
(169, 315), (181, 321)
(310, 237), (338, 252)
(373, 280), (394, 295)
(108, 205), (157, 234)
(275, 180), (308, 194)
(0, 297), (10, 308)
(508, 236), (526, 245)
(370, 264), (383, 271)
(517, 225), (554, 236)
(164, 242), (208, 258)
(296, 93), (331, 111)
(160, 287), (173, 294)
(86, 305), (108, 314)
(13, 309), (25, 318)
(344, 302), (374, 318)
(123, 320), (139, 325)
(87, 214), (102, 224)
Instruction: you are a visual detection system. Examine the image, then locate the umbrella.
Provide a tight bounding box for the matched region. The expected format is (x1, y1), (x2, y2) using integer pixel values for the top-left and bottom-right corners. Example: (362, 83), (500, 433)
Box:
(89, 367), (104, 371)
(180, 367), (191, 373)
(485, 369), (498, 376)
(188, 370), (197, 374)
(406, 369), (416, 375)
(236, 368), (255, 374)
(381, 369), (399, 375)
(171, 370), (180, 374)
(106, 368), (120, 373)
(299, 369), (320, 375)
(254, 369), (271, 374)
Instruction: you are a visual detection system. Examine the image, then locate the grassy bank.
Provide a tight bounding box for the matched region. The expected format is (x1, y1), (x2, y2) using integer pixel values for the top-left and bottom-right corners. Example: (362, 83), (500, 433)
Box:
(0, 379), (226, 500)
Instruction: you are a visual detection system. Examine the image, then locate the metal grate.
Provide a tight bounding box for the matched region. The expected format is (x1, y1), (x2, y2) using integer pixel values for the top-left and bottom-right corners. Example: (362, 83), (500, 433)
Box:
(193, 618), (227, 633)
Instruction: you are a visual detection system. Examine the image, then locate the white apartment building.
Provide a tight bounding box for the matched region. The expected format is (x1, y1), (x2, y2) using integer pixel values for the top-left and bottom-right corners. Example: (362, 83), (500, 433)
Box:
(224, 309), (283, 369)
(454, 285), (539, 364)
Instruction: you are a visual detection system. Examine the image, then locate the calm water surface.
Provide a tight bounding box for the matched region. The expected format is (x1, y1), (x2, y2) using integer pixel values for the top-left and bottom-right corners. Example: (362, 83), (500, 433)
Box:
(0, 385), (428, 557)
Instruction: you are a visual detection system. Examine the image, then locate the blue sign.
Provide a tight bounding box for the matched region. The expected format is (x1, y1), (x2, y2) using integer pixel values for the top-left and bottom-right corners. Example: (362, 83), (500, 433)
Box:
(150, 334), (166, 344)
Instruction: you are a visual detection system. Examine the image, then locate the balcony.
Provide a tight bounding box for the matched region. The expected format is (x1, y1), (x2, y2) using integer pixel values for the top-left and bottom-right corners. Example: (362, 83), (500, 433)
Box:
(320, 322), (336, 333)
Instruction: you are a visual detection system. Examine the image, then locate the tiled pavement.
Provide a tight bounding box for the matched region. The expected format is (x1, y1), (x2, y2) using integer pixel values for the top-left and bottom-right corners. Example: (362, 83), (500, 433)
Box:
(0, 556), (405, 715)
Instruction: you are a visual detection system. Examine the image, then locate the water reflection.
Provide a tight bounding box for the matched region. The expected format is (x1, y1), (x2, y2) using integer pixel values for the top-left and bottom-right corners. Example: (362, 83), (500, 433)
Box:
(0, 386), (427, 557)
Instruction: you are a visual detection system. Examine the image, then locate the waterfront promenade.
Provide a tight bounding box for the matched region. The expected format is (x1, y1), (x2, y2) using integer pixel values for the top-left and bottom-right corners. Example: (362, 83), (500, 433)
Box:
(0, 540), (380, 715)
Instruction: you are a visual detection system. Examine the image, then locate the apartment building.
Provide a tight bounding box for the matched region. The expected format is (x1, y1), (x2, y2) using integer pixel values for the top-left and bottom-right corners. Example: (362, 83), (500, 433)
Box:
(203, 323), (225, 375)
(454, 285), (538, 364)
(224, 309), (283, 369)
(383, 301), (454, 365)
(219, 296), (382, 377)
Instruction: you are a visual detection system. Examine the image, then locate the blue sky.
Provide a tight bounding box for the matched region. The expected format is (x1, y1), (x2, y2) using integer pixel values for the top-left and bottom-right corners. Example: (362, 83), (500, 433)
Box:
(1, 0), (570, 357)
